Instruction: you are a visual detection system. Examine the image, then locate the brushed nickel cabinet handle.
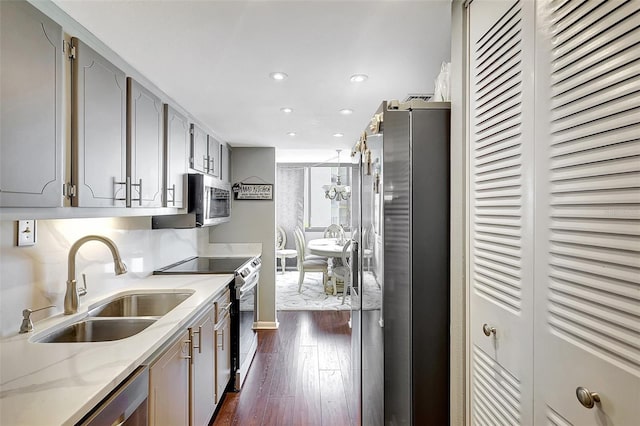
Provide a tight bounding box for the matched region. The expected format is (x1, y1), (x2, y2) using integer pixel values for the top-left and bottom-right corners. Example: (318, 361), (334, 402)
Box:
(217, 330), (225, 350)
(576, 387), (600, 409)
(182, 339), (192, 360)
(129, 178), (142, 206)
(166, 184), (176, 206)
(482, 324), (496, 337)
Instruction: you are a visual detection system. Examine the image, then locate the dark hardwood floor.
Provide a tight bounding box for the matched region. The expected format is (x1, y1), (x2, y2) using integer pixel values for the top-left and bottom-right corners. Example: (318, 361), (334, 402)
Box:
(213, 311), (353, 426)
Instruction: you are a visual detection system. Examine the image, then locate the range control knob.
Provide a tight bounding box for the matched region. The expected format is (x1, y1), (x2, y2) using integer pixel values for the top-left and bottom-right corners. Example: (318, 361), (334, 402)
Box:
(240, 269), (248, 278)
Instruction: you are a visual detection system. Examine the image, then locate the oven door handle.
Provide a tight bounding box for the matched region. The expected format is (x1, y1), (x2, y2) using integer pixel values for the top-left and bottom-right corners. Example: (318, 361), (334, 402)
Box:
(237, 274), (259, 299)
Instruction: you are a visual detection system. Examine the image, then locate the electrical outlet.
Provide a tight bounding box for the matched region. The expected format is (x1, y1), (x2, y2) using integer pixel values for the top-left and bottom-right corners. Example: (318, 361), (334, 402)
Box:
(17, 220), (36, 247)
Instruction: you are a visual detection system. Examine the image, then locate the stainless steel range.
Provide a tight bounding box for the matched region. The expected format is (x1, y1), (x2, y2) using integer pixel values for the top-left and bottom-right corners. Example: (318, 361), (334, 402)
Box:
(153, 255), (261, 391)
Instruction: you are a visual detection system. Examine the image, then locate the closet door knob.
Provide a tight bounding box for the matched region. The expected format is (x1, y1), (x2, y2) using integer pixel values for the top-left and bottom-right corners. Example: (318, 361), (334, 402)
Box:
(576, 387), (600, 409)
(482, 324), (496, 336)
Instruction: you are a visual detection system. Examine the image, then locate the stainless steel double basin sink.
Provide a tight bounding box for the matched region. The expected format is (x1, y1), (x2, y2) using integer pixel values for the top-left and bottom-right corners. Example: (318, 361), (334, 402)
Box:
(36, 291), (194, 343)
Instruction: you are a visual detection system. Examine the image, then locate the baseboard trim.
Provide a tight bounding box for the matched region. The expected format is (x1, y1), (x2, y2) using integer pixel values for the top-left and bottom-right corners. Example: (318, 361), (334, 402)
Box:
(253, 321), (280, 330)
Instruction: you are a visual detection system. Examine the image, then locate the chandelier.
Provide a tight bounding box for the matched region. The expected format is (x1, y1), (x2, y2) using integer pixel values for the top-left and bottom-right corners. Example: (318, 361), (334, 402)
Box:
(322, 150), (351, 201)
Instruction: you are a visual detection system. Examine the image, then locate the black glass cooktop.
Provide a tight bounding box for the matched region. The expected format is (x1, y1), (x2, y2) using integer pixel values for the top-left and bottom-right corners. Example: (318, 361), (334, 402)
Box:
(153, 256), (251, 274)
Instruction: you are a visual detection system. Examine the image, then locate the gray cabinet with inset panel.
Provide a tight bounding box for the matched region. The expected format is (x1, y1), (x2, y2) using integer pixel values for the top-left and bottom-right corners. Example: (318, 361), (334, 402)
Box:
(163, 105), (189, 208)
(149, 330), (190, 426)
(0, 0), (64, 207)
(126, 77), (164, 207)
(190, 123), (209, 174)
(71, 37), (127, 207)
(220, 143), (230, 183)
(190, 305), (216, 426)
(207, 135), (220, 178)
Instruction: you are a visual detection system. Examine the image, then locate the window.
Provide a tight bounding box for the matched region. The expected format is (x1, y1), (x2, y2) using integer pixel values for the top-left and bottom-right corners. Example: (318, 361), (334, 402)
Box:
(304, 165), (351, 230)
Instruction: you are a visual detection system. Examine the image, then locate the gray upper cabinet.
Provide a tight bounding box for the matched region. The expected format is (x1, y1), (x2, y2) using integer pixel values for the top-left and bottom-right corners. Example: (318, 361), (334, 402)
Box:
(164, 105), (189, 208)
(71, 37), (127, 207)
(0, 0), (64, 207)
(208, 135), (220, 178)
(190, 124), (208, 173)
(127, 78), (163, 207)
(220, 143), (230, 183)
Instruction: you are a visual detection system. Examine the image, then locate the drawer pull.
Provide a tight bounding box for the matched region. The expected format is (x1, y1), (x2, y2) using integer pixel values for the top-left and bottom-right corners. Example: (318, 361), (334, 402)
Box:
(482, 324), (496, 337)
(576, 387), (600, 409)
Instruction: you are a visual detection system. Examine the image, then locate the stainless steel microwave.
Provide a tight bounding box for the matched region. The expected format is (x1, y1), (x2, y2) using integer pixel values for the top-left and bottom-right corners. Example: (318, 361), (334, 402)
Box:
(188, 173), (231, 226)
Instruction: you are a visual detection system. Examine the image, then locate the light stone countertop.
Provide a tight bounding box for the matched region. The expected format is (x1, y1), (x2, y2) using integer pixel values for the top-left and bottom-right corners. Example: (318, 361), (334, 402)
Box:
(0, 273), (234, 426)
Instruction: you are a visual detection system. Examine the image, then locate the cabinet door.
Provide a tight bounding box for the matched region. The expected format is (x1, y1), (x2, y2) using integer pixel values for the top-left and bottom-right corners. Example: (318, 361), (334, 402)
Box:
(220, 143), (230, 183)
(533, 1), (640, 424)
(71, 37), (127, 207)
(149, 331), (190, 426)
(190, 124), (208, 173)
(215, 314), (231, 404)
(163, 105), (188, 208)
(191, 306), (216, 426)
(127, 77), (163, 207)
(468, 0), (535, 424)
(207, 136), (220, 178)
(0, 0), (63, 207)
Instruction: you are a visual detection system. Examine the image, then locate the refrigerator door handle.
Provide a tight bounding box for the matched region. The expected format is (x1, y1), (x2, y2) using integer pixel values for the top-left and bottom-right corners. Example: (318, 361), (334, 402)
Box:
(351, 240), (359, 295)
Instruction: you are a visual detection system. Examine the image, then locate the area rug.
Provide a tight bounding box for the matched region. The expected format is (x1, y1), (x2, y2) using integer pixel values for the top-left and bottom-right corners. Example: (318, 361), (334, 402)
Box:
(276, 270), (382, 311)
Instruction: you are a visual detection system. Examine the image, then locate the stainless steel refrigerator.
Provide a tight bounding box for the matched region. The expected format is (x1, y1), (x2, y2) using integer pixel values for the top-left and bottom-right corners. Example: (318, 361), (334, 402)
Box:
(351, 101), (451, 425)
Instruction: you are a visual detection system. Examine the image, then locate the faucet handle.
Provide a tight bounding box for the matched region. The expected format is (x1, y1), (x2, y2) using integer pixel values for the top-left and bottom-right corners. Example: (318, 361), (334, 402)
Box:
(20, 305), (55, 334)
(78, 273), (88, 297)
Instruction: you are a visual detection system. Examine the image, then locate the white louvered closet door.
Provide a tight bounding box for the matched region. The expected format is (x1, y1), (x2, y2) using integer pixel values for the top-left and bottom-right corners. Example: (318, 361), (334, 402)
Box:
(468, 0), (535, 424)
(533, 0), (640, 424)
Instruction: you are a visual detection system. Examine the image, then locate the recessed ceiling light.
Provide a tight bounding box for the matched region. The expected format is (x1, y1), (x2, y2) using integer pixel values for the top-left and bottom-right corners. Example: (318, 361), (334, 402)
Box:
(281, 107), (293, 113)
(270, 72), (288, 81)
(339, 108), (354, 115)
(350, 74), (368, 83)
(287, 132), (296, 137)
(333, 133), (344, 138)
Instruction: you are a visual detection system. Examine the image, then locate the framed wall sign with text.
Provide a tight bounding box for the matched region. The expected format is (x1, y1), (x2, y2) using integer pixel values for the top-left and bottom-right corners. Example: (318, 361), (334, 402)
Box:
(232, 183), (273, 200)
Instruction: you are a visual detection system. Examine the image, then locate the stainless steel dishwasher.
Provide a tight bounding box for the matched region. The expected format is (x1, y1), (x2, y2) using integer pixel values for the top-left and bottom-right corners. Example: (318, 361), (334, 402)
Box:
(77, 366), (149, 426)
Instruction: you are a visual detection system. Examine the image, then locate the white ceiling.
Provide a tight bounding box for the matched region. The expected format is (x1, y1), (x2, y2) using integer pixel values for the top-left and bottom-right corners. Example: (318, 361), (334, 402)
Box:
(53, 0), (452, 157)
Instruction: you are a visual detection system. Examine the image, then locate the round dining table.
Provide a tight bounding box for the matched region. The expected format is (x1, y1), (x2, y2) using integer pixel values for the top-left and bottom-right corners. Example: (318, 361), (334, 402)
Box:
(307, 238), (351, 294)
(307, 238), (349, 258)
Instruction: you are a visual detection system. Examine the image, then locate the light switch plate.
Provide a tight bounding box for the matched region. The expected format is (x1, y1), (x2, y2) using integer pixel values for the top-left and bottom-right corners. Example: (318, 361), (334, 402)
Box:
(17, 220), (36, 246)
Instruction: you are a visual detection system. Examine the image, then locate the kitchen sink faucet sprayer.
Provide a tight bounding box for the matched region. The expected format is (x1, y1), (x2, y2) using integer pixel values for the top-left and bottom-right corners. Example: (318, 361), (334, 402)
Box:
(64, 235), (128, 315)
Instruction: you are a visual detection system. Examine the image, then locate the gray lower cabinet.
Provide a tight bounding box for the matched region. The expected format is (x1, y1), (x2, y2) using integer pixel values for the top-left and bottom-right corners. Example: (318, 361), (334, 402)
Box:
(215, 313), (231, 404)
(163, 105), (189, 208)
(127, 77), (164, 207)
(71, 37), (127, 207)
(149, 302), (221, 426)
(190, 305), (216, 426)
(0, 0), (64, 207)
(149, 330), (190, 426)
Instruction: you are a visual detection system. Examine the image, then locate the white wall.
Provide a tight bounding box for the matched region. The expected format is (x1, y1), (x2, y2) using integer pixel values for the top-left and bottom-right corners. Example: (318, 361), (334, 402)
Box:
(0, 217), (208, 338)
(210, 147), (277, 328)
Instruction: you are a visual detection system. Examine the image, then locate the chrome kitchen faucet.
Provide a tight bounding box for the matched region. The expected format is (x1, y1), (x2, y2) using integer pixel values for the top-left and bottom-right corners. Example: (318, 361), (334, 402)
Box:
(64, 235), (127, 315)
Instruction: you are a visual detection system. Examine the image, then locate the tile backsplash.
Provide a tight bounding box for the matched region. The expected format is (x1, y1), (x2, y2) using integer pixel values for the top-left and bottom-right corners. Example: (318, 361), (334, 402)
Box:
(0, 216), (208, 338)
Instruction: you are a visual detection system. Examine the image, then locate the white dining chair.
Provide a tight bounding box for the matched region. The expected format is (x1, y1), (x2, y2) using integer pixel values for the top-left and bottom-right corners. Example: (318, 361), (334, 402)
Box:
(331, 240), (352, 304)
(295, 226), (328, 262)
(323, 223), (345, 241)
(275, 226), (297, 273)
(293, 227), (328, 293)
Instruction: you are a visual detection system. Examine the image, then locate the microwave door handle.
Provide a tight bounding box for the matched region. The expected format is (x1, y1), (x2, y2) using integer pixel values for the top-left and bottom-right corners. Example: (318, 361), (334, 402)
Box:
(204, 188), (210, 220)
